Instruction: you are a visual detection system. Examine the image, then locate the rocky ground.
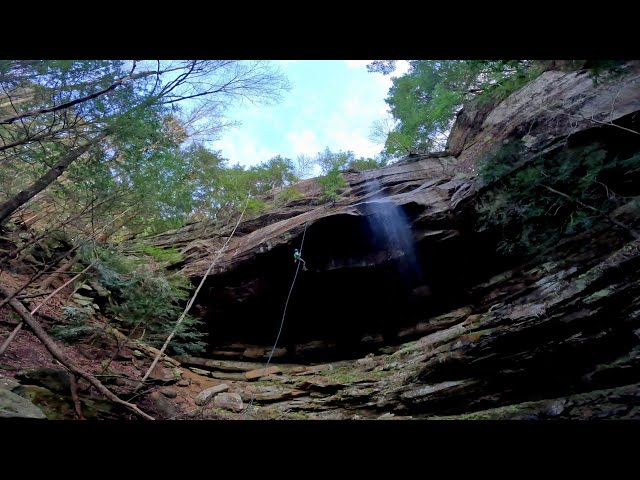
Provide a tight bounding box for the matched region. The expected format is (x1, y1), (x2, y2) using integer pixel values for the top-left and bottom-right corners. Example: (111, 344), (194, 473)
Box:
(3, 62), (640, 420)
(3, 220), (640, 421)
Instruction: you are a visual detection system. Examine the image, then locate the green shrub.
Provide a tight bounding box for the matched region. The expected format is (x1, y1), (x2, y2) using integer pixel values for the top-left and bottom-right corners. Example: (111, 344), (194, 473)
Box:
(586, 60), (628, 85)
(476, 66), (543, 105)
(379, 61), (542, 156)
(274, 186), (303, 206)
(135, 244), (183, 265)
(74, 245), (206, 355)
(51, 306), (102, 342)
(347, 157), (387, 172)
(476, 141), (640, 255)
(246, 197), (268, 216)
(317, 169), (348, 204)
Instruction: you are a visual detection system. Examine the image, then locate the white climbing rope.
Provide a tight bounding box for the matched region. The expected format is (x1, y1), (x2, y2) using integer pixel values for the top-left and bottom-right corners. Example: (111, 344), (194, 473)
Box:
(138, 200), (249, 389)
(245, 220), (309, 418)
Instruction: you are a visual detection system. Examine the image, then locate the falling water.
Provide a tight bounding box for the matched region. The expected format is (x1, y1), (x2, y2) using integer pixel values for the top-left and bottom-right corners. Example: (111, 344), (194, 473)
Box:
(360, 179), (423, 284)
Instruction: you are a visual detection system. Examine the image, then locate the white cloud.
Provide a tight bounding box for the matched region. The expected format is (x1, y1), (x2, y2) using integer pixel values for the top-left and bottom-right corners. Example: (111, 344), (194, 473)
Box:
(371, 60), (411, 90)
(345, 60), (373, 69)
(395, 60), (411, 75)
(326, 128), (380, 158)
(373, 73), (394, 91)
(300, 96), (324, 119)
(276, 60), (302, 67)
(346, 60), (411, 73)
(342, 97), (361, 116)
(211, 60), (415, 169)
(213, 129), (277, 167)
(287, 129), (320, 156)
(341, 86), (387, 120)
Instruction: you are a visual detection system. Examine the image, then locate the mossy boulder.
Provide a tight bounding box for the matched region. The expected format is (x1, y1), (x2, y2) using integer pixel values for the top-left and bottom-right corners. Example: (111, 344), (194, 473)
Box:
(15, 368), (71, 395)
(0, 388), (47, 419)
(14, 385), (117, 420)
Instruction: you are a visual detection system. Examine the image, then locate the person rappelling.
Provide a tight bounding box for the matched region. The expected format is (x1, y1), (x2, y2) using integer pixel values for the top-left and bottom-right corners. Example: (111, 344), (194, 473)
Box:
(293, 248), (307, 271)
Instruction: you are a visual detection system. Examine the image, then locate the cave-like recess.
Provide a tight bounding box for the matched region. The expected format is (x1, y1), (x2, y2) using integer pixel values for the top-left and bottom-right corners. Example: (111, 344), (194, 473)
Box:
(187, 111), (640, 364)
(193, 207), (510, 363)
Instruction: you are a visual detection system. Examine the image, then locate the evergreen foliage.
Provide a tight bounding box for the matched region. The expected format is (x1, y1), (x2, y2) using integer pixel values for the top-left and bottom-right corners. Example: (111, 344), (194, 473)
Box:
(476, 141), (640, 255)
(370, 60), (541, 156)
(74, 244), (206, 355)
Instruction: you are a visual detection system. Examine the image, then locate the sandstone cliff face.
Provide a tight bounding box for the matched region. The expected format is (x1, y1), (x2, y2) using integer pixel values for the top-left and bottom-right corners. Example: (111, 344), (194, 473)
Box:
(146, 154), (482, 359)
(139, 63), (640, 419)
(449, 64), (640, 172)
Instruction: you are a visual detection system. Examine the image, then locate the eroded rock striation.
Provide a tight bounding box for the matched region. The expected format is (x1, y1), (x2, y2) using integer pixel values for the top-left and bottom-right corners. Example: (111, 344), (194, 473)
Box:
(140, 62), (640, 419)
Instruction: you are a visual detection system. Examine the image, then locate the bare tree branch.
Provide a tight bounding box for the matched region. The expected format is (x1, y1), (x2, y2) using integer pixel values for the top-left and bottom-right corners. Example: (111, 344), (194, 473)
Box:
(0, 283), (154, 420)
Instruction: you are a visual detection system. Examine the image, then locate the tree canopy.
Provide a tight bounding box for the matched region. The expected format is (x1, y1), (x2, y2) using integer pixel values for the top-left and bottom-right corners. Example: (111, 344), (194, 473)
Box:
(0, 60), (290, 237)
(368, 60), (540, 157)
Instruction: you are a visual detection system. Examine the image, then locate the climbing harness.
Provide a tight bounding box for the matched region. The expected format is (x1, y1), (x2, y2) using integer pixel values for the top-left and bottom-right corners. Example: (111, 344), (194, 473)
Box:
(294, 248), (307, 271)
(245, 221), (309, 418)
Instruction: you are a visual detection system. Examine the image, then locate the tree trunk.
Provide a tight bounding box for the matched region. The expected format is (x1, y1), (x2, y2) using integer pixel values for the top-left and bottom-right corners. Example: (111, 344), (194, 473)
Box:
(39, 257), (74, 291)
(0, 283), (154, 420)
(0, 65), (183, 126)
(0, 131), (109, 225)
(1, 261), (95, 356)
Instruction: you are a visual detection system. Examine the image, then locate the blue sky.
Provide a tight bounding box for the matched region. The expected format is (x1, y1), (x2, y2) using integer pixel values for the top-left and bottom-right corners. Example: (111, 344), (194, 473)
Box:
(210, 60), (409, 169)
